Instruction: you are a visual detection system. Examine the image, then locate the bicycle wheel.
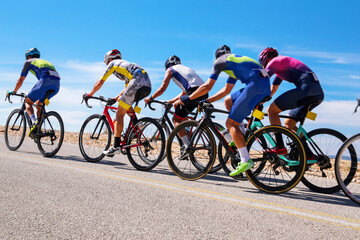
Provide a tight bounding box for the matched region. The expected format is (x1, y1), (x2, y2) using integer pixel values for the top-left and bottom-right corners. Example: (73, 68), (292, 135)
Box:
(208, 122), (224, 174)
(4, 109), (26, 151)
(79, 114), (112, 162)
(246, 125), (306, 193)
(166, 120), (216, 180)
(301, 128), (354, 194)
(335, 133), (360, 205)
(126, 117), (166, 171)
(37, 111), (64, 157)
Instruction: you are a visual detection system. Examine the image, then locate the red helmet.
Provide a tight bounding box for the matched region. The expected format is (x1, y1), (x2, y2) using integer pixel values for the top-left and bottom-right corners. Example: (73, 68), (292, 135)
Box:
(259, 47), (278, 67)
(104, 49), (122, 64)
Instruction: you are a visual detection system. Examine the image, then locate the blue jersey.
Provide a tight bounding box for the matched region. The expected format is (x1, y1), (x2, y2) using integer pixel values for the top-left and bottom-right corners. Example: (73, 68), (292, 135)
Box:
(21, 58), (60, 80)
(210, 54), (267, 84)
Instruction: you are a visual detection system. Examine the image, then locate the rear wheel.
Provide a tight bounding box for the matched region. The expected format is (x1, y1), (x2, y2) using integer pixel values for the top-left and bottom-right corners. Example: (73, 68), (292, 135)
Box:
(4, 109), (26, 151)
(79, 114), (112, 162)
(126, 117), (166, 171)
(246, 125), (306, 193)
(37, 111), (64, 157)
(166, 121), (216, 180)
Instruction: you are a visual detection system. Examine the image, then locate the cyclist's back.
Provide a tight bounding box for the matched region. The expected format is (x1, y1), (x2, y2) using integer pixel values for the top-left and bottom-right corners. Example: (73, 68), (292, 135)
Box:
(169, 64), (204, 93)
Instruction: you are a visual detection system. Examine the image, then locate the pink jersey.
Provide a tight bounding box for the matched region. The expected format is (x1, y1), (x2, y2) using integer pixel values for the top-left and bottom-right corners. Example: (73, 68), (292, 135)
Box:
(265, 56), (314, 85)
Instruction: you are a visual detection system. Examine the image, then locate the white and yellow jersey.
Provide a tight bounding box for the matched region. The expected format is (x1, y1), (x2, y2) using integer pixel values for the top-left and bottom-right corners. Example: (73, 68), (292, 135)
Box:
(101, 59), (142, 87)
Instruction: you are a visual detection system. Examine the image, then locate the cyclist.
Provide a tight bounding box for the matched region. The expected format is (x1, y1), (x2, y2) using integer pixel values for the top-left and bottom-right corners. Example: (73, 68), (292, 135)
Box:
(259, 47), (324, 156)
(174, 45), (271, 176)
(144, 55), (207, 147)
(6, 48), (60, 138)
(83, 49), (151, 156)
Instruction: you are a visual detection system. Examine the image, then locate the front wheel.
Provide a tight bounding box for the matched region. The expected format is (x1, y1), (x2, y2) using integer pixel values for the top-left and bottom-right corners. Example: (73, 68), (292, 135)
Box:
(79, 114), (112, 162)
(37, 111), (64, 157)
(301, 128), (354, 194)
(335, 133), (360, 205)
(4, 109), (26, 151)
(246, 125), (306, 193)
(166, 120), (216, 180)
(126, 117), (166, 171)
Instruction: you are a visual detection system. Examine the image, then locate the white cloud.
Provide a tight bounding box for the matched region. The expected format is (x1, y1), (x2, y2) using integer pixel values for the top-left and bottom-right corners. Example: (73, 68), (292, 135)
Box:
(349, 75), (360, 79)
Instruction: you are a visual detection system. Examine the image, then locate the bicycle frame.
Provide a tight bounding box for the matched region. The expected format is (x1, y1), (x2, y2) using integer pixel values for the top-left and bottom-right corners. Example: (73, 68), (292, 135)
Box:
(86, 97), (146, 150)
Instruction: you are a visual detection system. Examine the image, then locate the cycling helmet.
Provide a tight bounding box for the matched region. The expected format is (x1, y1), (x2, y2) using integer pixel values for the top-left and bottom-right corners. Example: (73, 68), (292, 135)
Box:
(259, 47), (278, 67)
(215, 45), (231, 59)
(104, 49), (122, 64)
(165, 55), (181, 69)
(25, 48), (40, 59)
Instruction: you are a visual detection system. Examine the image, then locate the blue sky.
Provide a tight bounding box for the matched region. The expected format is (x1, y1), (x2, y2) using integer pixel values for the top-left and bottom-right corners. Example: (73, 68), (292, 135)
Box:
(1, 0), (360, 135)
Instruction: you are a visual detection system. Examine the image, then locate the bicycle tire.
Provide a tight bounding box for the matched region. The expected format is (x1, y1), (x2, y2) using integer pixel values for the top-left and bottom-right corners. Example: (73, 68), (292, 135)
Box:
(246, 125), (306, 193)
(301, 128), (355, 194)
(166, 120), (216, 180)
(335, 133), (360, 205)
(37, 111), (64, 157)
(4, 109), (26, 151)
(208, 122), (224, 174)
(79, 114), (112, 162)
(126, 117), (166, 171)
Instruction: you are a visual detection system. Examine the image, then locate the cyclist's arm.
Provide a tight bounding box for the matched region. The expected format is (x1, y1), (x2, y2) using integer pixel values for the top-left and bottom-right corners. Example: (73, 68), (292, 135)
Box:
(89, 79), (105, 96)
(168, 91), (185, 104)
(189, 78), (216, 100)
(207, 83), (235, 103)
(13, 76), (26, 93)
(148, 69), (172, 100)
(270, 84), (280, 97)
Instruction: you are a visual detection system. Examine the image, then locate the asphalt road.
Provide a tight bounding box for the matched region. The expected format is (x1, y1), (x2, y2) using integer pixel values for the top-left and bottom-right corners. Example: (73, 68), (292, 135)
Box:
(0, 135), (359, 239)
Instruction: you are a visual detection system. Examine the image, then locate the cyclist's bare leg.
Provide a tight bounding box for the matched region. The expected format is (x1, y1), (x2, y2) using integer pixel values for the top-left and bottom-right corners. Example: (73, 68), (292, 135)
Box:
(267, 102), (282, 126)
(224, 95), (232, 111)
(114, 106), (128, 137)
(284, 118), (299, 134)
(172, 115), (186, 137)
(35, 100), (43, 119)
(225, 118), (245, 149)
(25, 97), (35, 119)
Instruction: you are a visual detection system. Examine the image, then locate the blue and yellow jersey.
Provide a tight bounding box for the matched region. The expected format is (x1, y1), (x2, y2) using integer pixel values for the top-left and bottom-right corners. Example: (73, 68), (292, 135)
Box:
(21, 58), (59, 80)
(101, 59), (143, 87)
(209, 54), (265, 84)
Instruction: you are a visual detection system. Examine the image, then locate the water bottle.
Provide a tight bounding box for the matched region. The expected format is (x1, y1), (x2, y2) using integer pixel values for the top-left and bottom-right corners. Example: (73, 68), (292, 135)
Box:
(220, 128), (232, 142)
(220, 128), (236, 148)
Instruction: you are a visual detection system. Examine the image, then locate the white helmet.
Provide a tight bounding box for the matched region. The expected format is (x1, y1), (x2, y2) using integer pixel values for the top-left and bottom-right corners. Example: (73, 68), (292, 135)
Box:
(104, 49), (122, 64)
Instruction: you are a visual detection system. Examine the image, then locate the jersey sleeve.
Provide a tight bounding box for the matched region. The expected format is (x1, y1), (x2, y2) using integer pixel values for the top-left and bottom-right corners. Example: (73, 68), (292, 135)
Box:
(265, 57), (282, 77)
(20, 60), (32, 77)
(272, 75), (283, 85)
(209, 58), (226, 80)
(226, 77), (237, 84)
(101, 62), (115, 81)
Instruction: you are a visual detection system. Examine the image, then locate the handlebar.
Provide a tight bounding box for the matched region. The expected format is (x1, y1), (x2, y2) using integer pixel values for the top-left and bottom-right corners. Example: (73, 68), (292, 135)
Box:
(147, 99), (171, 111)
(146, 99), (198, 117)
(5, 92), (27, 104)
(354, 97), (360, 113)
(81, 95), (112, 108)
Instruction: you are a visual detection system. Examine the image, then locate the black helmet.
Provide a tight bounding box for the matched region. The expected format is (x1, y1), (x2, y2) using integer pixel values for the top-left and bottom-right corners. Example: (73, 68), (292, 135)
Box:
(25, 48), (40, 59)
(215, 45), (231, 59)
(165, 55), (181, 69)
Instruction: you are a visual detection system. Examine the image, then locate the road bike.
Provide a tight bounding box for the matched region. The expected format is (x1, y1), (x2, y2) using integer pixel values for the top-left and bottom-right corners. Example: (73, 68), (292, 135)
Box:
(166, 99), (306, 194)
(147, 99), (224, 173)
(219, 100), (355, 193)
(335, 98), (360, 205)
(4, 91), (64, 157)
(79, 94), (165, 171)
